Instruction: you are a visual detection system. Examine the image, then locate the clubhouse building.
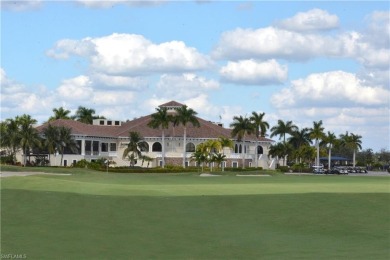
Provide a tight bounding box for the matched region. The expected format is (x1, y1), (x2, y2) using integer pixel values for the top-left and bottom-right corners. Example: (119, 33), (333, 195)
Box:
(32, 101), (276, 169)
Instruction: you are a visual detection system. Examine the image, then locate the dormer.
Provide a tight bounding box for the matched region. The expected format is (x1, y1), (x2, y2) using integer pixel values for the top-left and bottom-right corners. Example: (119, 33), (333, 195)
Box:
(93, 119), (122, 126)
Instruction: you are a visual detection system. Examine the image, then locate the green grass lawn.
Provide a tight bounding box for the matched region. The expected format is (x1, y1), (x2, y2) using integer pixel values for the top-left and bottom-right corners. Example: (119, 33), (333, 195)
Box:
(1, 168), (389, 259)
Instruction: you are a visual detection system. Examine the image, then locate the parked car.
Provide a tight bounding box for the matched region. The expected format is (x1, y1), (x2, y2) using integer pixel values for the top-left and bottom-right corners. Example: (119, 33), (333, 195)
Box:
(312, 165), (325, 174)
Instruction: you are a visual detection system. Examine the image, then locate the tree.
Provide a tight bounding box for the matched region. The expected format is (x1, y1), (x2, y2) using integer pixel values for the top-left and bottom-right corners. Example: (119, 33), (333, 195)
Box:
(0, 118), (21, 164)
(17, 114), (40, 166)
(148, 107), (171, 168)
(321, 131), (337, 171)
(270, 120), (298, 143)
(174, 105), (200, 168)
(230, 115), (254, 169)
(48, 107), (71, 122)
(288, 127), (311, 149)
(203, 139), (222, 172)
(57, 126), (78, 166)
(212, 153), (226, 171)
(309, 120), (325, 167)
(122, 131), (146, 167)
(250, 111), (269, 168)
(191, 148), (207, 172)
(340, 131), (362, 167)
(73, 106), (96, 124)
(218, 136), (234, 171)
(42, 124), (60, 165)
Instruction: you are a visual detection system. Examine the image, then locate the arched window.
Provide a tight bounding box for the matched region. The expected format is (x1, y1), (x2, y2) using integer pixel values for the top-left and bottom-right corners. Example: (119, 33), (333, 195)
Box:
(186, 142), (195, 152)
(239, 144), (242, 154)
(235, 144), (239, 153)
(152, 142), (162, 152)
(139, 142), (149, 152)
(257, 145), (263, 155)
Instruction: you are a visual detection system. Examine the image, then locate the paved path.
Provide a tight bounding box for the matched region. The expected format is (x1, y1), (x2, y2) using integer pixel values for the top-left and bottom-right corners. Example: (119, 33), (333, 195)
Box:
(0, 171), (71, 178)
(285, 171), (389, 176)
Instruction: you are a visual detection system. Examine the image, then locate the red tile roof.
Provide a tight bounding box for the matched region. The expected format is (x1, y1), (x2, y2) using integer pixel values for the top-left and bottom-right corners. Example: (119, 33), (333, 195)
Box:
(36, 102), (273, 142)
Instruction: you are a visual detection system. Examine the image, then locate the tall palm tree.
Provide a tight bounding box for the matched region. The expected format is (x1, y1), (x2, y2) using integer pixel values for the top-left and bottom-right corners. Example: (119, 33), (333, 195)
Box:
(148, 107), (171, 168)
(48, 107), (71, 122)
(321, 131), (337, 171)
(203, 139), (222, 171)
(57, 126), (78, 166)
(73, 106), (96, 124)
(230, 115), (254, 169)
(340, 131), (362, 167)
(218, 136), (234, 171)
(250, 111), (269, 168)
(270, 120), (298, 143)
(17, 114), (40, 166)
(288, 127), (312, 149)
(309, 120), (325, 167)
(174, 105), (200, 168)
(122, 131), (146, 167)
(42, 124), (60, 165)
(0, 118), (21, 164)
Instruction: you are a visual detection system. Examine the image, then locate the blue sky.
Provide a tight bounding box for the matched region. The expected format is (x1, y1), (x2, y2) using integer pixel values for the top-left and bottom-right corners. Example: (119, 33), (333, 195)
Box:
(1, 0), (389, 151)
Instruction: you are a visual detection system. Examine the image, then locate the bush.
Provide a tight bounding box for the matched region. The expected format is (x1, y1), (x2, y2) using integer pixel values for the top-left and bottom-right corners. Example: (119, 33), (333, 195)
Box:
(277, 166), (290, 173)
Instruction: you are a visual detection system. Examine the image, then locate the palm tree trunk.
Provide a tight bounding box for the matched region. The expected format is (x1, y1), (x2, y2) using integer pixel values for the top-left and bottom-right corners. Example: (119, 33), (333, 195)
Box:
(162, 129), (165, 168)
(353, 150), (356, 167)
(255, 139), (258, 168)
(316, 139), (320, 167)
(242, 136), (246, 169)
(183, 127), (187, 168)
(328, 145), (332, 171)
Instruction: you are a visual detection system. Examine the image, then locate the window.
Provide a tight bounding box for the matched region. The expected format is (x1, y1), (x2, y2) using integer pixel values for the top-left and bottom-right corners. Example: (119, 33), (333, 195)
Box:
(107, 121), (112, 125)
(115, 121), (120, 126)
(63, 160), (68, 167)
(101, 142), (108, 152)
(85, 140), (92, 155)
(186, 142), (195, 152)
(232, 161), (238, 168)
(234, 144), (239, 153)
(152, 142), (162, 152)
(100, 120), (104, 125)
(110, 143), (117, 152)
(73, 160), (77, 166)
(93, 141), (99, 155)
(239, 144), (242, 154)
(257, 145), (264, 155)
(185, 161), (189, 167)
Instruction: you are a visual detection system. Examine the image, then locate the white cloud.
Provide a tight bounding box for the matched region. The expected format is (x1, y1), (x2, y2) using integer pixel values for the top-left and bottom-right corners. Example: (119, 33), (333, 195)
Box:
(156, 73), (219, 99)
(1, 0), (42, 11)
(47, 33), (213, 75)
(213, 26), (339, 61)
(90, 73), (148, 91)
(271, 70), (389, 108)
(46, 38), (96, 59)
(56, 75), (93, 101)
(75, 0), (166, 8)
(275, 9), (339, 32)
(219, 59), (288, 85)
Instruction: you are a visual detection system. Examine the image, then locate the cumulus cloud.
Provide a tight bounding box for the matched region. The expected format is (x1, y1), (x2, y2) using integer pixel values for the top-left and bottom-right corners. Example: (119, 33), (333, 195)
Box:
(47, 33), (213, 75)
(0, 68), (53, 121)
(213, 10), (389, 73)
(212, 26), (339, 61)
(275, 9), (339, 32)
(271, 70), (389, 109)
(75, 0), (166, 8)
(219, 59), (288, 85)
(155, 73), (219, 101)
(1, 0), (42, 11)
